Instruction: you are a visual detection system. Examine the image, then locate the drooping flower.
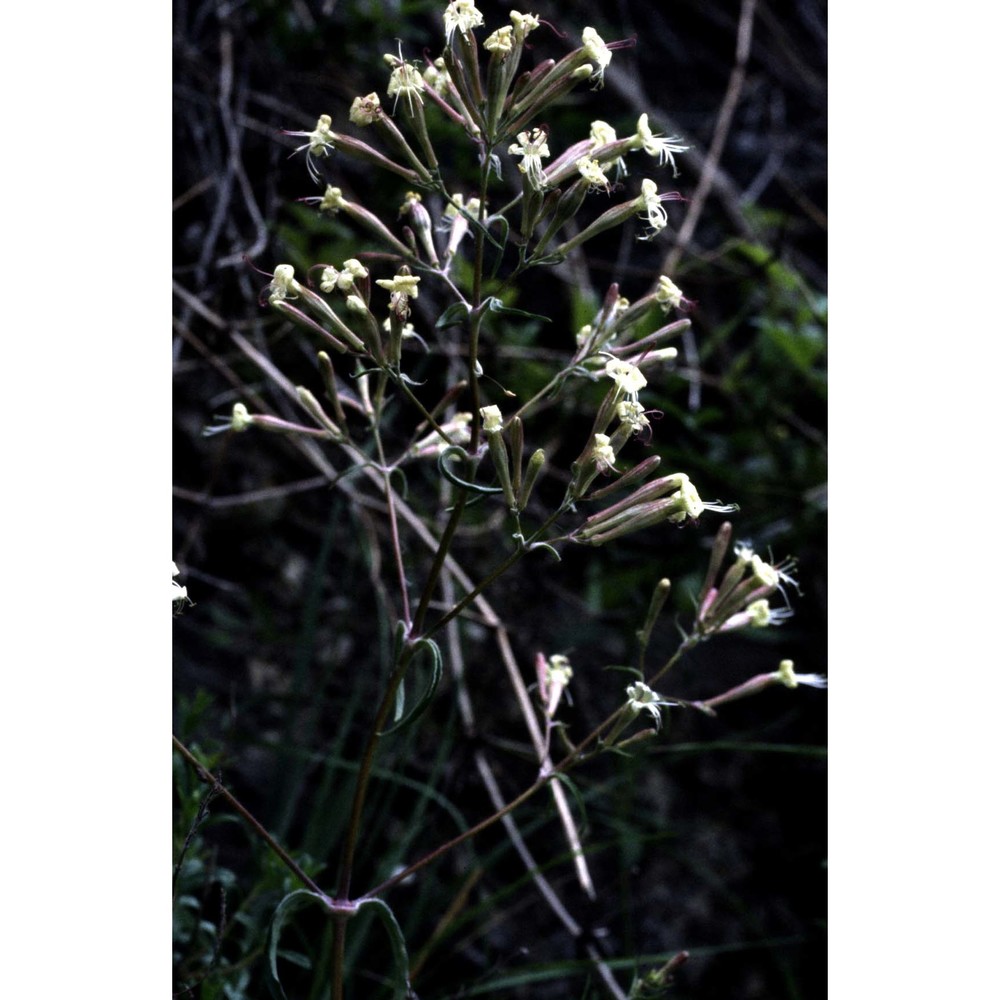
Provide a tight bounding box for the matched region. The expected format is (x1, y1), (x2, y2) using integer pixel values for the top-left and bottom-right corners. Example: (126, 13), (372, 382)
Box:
(576, 155), (611, 193)
(409, 412), (472, 458)
(581, 27), (612, 86)
(625, 682), (669, 729)
(655, 275), (684, 311)
(589, 119), (628, 177)
(775, 660), (828, 690)
(636, 178), (669, 237)
(604, 358), (647, 404)
(592, 433), (617, 474)
(509, 128), (551, 190)
(283, 115), (337, 182)
(616, 400), (650, 436)
(444, 0), (484, 45)
(717, 598), (795, 632)
(633, 113), (689, 176)
(172, 562), (188, 605)
(268, 264), (302, 303)
(666, 477), (738, 524)
(590, 120), (617, 146)
(319, 185), (347, 214)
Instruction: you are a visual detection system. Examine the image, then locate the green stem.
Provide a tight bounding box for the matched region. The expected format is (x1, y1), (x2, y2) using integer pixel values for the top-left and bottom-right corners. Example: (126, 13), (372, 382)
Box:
(423, 503), (569, 640)
(336, 640), (418, 900)
(331, 915), (347, 1000)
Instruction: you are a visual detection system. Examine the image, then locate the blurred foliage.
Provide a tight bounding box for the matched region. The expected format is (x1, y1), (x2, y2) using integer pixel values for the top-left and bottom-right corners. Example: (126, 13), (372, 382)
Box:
(174, 1), (827, 997)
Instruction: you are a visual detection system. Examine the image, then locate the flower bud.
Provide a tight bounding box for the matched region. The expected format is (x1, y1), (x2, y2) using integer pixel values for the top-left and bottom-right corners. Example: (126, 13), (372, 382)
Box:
(400, 192), (439, 265)
(296, 386), (344, 440)
(349, 93), (382, 126)
(638, 578), (671, 648)
(518, 448), (545, 510)
(480, 405), (515, 509)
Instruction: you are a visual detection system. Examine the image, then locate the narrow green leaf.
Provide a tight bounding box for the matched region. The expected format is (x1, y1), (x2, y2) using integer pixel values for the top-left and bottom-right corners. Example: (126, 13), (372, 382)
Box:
(381, 638), (442, 735)
(436, 446), (504, 494)
(268, 889), (328, 1000)
(484, 296), (552, 323)
(436, 301), (470, 330)
(489, 216), (510, 279)
(356, 898), (412, 998)
(527, 540), (561, 562)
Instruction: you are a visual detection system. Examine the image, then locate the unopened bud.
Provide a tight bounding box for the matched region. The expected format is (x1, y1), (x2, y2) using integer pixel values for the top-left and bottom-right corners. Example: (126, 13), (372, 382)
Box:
(518, 448), (545, 510)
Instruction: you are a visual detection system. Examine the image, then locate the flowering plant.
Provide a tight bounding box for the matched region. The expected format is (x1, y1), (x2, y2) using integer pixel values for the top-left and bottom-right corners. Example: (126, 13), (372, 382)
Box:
(174, 5), (825, 998)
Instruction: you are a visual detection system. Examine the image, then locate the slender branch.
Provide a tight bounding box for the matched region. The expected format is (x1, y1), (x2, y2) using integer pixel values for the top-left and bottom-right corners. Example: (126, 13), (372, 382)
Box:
(365, 638), (695, 899)
(372, 388), (412, 629)
(336, 643), (416, 900)
(172, 735), (328, 901)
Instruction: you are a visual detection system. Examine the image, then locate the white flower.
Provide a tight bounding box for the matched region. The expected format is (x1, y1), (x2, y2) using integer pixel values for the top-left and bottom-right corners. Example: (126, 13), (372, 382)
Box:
(387, 61), (424, 113)
(172, 563), (188, 605)
(341, 258), (368, 282)
(484, 25), (513, 55)
(376, 273), (421, 299)
(231, 403), (253, 432)
(444, 0), (483, 45)
(625, 681), (670, 730)
(376, 272), (420, 316)
(320, 185), (347, 214)
(750, 554), (799, 598)
(510, 11), (540, 40)
(745, 598), (794, 628)
(543, 654), (573, 716)
(509, 128), (551, 190)
(283, 115), (337, 182)
(775, 660), (828, 690)
(634, 113), (689, 177)
(479, 404), (503, 434)
(636, 178), (669, 237)
(321, 258), (369, 294)
(589, 119), (628, 178)
(617, 400), (650, 435)
(349, 93), (382, 126)
(655, 275), (683, 311)
(590, 120), (617, 146)
(581, 27), (612, 85)
(604, 358), (647, 403)
(268, 264), (301, 303)
(409, 412), (472, 457)
(576, 156), (611, 193)
(592, 433), (617, 473)
(665, 477), (738, 525)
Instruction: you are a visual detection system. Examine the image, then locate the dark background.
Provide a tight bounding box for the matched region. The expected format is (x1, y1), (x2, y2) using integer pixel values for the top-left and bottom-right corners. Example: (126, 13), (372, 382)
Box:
(173, 1), (827, 997)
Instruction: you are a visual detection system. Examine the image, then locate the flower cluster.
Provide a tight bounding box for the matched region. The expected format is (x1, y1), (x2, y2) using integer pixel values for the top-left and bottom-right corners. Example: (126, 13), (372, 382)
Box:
(694, 524), (798, 637)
